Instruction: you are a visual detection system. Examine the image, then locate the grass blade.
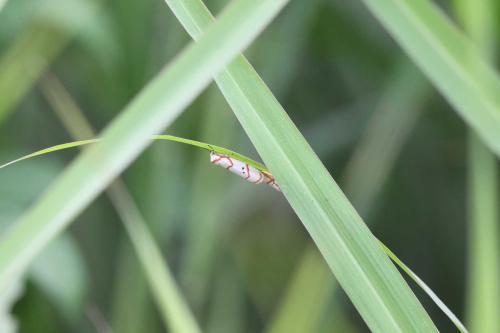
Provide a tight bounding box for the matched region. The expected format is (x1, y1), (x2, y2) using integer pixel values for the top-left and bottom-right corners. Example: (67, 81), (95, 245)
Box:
(380, 242), (469, 333)
(164, 0), (437, 331)
(0, 0), (288, 294)
(454, 1), (500, 331)
(0, 136), (267, 173)
(359, 0), (500, 157)
(466, 135), (500, 332)
(268, 60), (431, 333)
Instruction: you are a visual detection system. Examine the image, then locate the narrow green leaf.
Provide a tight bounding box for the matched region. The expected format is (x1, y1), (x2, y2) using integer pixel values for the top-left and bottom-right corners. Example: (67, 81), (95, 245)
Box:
(0, 0), (288, 294)
(164, 0), (437, 331)
(0, 136), (267, 173)
(0, 139), (100, 169)
(454, 1), (500, 331)
(466, 135), (500, 333)
(268, 60), (431, 333)
(380, 242), (469, 333)
(359, 0), (500, 157)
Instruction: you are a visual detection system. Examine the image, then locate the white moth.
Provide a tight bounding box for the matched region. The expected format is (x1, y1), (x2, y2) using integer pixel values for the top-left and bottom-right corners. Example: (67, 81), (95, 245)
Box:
(210, 152), (280, 192)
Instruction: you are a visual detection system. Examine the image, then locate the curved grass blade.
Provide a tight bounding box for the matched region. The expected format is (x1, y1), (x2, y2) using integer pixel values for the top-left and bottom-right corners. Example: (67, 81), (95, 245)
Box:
(0, 139), (100, 169)
(0, 0), (289, 296)
(0, 133), (469, 332)
(0, 136), (268, 172)
(380, 242), (469, 333)
(156, 135), (268, 171)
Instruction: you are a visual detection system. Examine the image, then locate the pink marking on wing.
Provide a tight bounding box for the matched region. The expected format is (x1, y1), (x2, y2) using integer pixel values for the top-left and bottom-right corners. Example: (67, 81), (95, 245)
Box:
(210, 152), (234, 170)
(224, 156), (234, 170)
(244, 164), (251, 180)
(253, 170), (264, 184)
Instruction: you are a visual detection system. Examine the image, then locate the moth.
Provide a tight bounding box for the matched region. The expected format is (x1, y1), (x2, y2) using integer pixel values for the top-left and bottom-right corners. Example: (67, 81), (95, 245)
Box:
(210, 151), (280, 192)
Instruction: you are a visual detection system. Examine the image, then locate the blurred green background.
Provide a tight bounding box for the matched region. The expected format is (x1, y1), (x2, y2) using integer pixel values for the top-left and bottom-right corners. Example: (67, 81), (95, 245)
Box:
(0, 0), (498, 332)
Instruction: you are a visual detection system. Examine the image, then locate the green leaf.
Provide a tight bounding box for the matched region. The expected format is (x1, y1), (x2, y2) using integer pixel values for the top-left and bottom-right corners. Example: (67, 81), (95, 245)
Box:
(466, 135), (500, 333)
(0, 0), (289, 296)
(453, 0), (500, 332)
(164, 0), (437, 331)
(267, 60), (432, 333)
(359, 0), (500, 157)
(380, 242), (469, 333)
(0, 135), (267, 172)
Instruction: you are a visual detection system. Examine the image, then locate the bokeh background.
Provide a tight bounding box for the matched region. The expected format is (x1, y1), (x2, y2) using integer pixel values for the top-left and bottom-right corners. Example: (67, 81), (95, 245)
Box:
(0, 0), (497, 332)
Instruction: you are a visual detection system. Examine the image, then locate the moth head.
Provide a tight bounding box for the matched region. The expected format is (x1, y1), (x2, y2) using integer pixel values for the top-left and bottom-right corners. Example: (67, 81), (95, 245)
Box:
(209, 151), (220, 163)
